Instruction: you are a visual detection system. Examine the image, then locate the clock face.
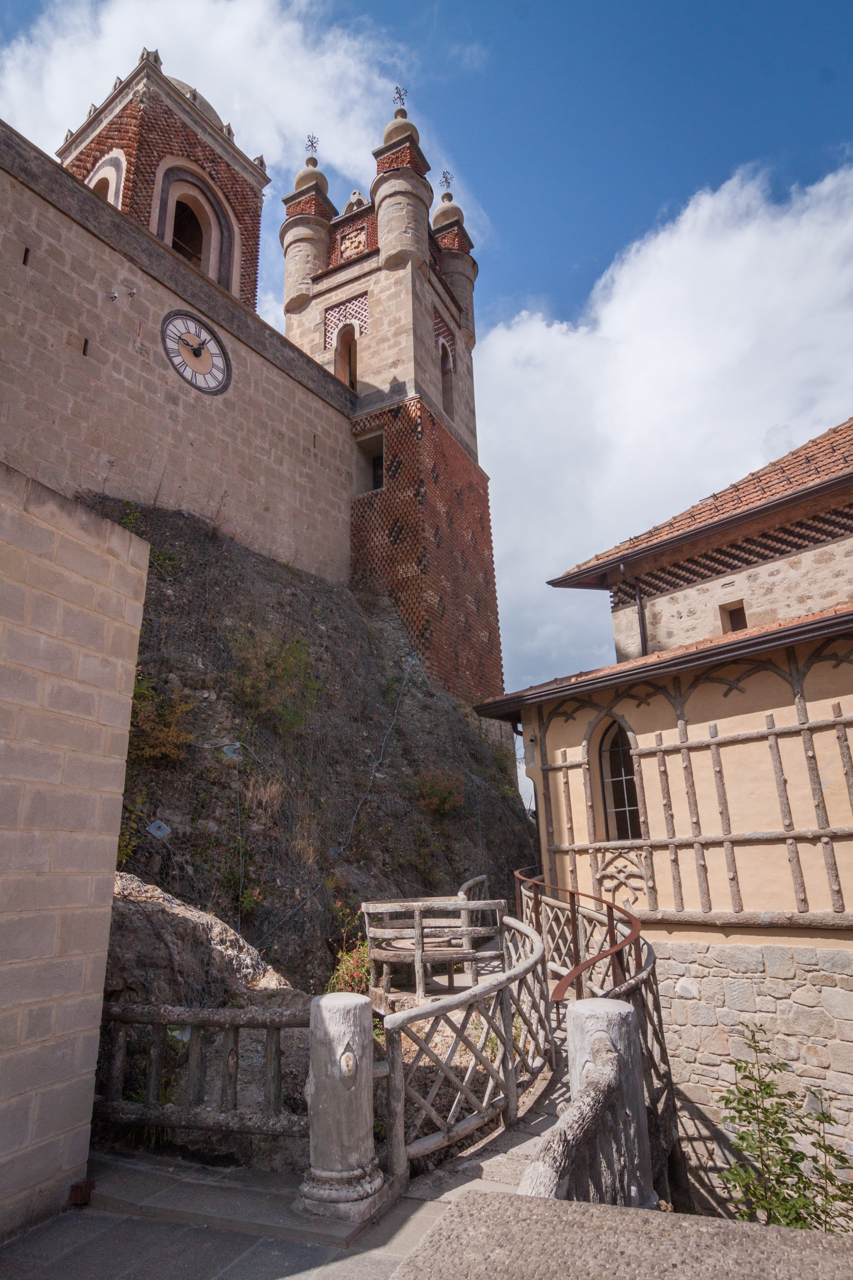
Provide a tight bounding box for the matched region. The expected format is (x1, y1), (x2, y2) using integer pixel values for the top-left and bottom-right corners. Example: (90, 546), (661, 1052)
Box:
(161, 311), (231, 395)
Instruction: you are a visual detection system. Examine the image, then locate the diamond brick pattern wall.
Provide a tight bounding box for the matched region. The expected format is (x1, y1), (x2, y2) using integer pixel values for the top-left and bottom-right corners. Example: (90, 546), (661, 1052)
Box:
(66, 95), (262, 309)
(351, 399), (502, 704)
(324, 293), (370, 348)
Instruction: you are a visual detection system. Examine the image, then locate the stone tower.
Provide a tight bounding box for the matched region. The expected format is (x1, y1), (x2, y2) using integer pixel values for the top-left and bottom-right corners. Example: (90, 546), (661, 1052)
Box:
(280, 103), (503, 702)
(57, 48), (269, 309)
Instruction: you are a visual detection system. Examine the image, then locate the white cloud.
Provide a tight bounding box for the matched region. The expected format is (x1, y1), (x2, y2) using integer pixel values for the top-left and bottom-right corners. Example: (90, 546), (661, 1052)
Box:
(0, 0), (400, 186)
(476, 166), (853, 693)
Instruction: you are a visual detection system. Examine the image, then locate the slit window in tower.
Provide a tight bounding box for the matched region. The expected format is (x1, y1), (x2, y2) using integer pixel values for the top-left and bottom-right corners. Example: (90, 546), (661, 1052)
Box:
(599, 722), (641, 842)
(335, 324), (357, 391)
(172, 201), (204, 268)
(440, 342), (454, 419)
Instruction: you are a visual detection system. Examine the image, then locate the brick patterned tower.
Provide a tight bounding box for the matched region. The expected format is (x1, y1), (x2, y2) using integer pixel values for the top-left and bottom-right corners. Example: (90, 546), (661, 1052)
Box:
(280, 103), (503, 704)
(57, 48), (268, 309)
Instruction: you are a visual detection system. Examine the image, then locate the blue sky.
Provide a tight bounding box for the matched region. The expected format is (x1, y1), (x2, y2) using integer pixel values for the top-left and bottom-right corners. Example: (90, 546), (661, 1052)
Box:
(3, 1), (853, 693)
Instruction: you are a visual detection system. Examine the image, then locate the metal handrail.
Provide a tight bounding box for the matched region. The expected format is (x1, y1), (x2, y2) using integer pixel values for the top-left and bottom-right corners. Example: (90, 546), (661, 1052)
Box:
(514, 868), (643, 1006)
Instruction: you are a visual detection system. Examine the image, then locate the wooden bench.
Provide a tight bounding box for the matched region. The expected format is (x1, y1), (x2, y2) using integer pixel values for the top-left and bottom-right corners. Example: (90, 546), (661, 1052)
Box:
(362, 888), (506, 1008)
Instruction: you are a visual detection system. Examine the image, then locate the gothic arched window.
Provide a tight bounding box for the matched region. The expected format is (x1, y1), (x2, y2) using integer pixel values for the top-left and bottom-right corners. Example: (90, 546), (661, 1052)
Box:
(599, 722), (641, 841)
(172, 200), (205, 268)
(335, 324), (357, 391)
(440, 342), (454, 419)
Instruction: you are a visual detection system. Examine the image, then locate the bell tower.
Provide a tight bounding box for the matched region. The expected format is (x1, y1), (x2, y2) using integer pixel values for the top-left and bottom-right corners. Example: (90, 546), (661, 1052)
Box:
(57, 48), (269, 309)
(280, 96), (503, 704)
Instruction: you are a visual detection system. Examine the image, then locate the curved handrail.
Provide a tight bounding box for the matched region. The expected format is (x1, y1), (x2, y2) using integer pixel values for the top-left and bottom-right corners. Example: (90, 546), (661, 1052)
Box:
(385, 915), (545, 1031)
(514, 868), (643, 1006)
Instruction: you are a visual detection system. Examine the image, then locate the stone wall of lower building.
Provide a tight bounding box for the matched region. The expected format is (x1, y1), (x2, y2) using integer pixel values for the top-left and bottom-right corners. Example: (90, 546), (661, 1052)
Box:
(0, 462), (147, 1240)
(653, 936), (853, 1213)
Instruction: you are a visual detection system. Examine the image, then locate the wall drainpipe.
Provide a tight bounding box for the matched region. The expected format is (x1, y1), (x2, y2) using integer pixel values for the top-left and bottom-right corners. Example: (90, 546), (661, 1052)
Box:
(620, 562), (648, 657)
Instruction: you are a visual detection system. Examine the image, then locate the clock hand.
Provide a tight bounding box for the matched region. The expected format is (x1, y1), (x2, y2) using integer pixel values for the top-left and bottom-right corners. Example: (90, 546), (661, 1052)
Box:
(178, 335), (205, 359)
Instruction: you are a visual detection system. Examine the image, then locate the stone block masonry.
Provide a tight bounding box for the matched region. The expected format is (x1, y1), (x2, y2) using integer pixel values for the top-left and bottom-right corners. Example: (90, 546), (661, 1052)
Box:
(0, 122), (357, 588)
(653, 936), (853, 1211)
(0, 462), (148, 1240)
(351, 399), (502, 704)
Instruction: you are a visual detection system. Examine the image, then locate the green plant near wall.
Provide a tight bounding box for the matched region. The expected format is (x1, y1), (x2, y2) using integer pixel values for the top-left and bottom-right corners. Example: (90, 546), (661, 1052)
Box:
(229, 631), (321, 734)
(720, 1024), (853, 1232)
(128, 672), (194, 764)
(416, 767), (464, 818)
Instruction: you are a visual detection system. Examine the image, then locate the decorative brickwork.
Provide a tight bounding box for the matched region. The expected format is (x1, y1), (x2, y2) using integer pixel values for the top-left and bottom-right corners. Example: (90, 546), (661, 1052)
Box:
(375, 141), (429, 177)
(433, 310), (456, 370)
(434, 223), (474, 255)
(324, 293), (369, 349)
(351, 399), (502, 703)
(327, 209), (378, 268)
(65, 93), (263, 309)
(610, 501), (853, 607)
(282, 189), (337, 221)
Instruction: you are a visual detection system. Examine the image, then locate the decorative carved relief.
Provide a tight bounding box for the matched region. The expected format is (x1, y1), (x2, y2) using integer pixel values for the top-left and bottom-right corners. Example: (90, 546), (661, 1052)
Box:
(340, 225), (368, 261)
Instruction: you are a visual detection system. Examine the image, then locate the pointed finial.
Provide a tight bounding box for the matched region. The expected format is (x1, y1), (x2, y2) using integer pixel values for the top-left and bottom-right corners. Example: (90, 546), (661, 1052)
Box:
(440, 170), (454, 191)
(393, 86), (407, 108)
(305, 134), (319, 156)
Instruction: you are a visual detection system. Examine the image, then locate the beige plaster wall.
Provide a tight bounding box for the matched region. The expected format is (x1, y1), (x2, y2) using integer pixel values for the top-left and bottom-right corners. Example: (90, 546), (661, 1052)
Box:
(613, 535), (853, 661)
(0, 463), (147, 1239)
(523, 641), (853, 920)
(0, 167), (357, 585)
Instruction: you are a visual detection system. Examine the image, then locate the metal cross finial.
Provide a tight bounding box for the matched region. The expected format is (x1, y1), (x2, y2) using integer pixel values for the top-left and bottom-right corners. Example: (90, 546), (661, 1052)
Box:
(305, 134), (319, 156)
(440, 169), (454, 191)
(393, 86), (407, 108)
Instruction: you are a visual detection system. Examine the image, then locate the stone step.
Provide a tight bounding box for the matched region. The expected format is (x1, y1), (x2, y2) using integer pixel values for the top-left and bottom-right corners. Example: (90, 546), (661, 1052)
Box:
(86, 1152), (367, 1247)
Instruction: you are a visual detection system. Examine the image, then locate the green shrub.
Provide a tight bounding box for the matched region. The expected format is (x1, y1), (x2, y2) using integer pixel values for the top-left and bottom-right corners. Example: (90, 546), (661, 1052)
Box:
(326, 939), (370, 995)
(416, 767), (464, 818)
(720, 1024), (853, 1231)
(128, 673), (193, 764)
(230, 631), (320, 734)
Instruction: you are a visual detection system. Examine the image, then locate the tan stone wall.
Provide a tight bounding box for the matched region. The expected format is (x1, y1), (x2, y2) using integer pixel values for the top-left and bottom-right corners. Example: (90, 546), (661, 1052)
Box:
(0, 166), (356, 585)
(654, 938), (853, 1214)
(613, 534), (853, 660)
(0, 463), (147, 1239)
(285, 256), (478, 461)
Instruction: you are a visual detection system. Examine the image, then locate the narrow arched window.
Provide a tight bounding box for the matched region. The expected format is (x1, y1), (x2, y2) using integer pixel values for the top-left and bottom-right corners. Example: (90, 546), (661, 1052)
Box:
(172, 200), (204, 269)
(335, 324), (357, 391)
(599, 722), (641, 841)
(92, 177), (110, 201)
(440, 343), (454, 419)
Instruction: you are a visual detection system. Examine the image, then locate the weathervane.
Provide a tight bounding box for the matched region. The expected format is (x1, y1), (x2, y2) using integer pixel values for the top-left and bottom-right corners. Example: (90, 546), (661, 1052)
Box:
(305, 134), (319, 156)
(393, 85), (407, 108)
(440, 170), (454, 191)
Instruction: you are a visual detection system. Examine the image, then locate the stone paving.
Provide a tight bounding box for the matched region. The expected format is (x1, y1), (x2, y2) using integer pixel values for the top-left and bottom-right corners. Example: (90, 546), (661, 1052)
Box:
(0, 1064), (565, 1280)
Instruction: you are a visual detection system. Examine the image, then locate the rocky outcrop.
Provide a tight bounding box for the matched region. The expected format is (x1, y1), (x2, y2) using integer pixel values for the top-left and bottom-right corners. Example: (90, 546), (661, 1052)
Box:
(106, 873), (301, 1007)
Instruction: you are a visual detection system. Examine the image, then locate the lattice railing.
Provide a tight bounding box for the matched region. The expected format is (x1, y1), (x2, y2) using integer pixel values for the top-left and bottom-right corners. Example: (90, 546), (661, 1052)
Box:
(94, 1003), (311, 1138)
(515, 871), (677, 1193)
(382, 917), (554, 1179)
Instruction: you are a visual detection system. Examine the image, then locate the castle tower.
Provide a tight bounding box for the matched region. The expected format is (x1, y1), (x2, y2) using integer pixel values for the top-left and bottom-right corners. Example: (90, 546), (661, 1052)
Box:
(280, 100), (502, 703)
(57, 48), (269, 309)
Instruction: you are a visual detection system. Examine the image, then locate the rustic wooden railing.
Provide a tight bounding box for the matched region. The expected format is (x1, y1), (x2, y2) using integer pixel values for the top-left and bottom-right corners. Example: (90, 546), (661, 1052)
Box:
(382, 916), (555, 1182)
(94, 1003), (311, 1137)
(514, 869), (677, 1200)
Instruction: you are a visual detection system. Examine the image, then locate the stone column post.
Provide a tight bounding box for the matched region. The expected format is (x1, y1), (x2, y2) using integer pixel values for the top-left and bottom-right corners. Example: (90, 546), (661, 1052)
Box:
(298, 992), (394, 1222)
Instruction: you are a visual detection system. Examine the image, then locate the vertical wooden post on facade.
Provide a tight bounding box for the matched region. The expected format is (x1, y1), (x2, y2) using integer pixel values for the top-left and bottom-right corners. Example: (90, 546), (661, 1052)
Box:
(791, 670), (845, 912)
(654, 731), (684, 912)
(833, 703), (853, 817)
(561, 765), (580, 892)
(766, 713), (809, 912)
(675, 704), (711, 912)
(708, 723), (743, 913)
